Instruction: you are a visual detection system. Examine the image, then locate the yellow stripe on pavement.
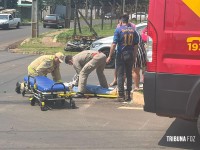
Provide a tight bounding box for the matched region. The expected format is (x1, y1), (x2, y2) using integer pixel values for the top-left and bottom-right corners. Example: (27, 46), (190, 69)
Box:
(118, 106), (143, 110)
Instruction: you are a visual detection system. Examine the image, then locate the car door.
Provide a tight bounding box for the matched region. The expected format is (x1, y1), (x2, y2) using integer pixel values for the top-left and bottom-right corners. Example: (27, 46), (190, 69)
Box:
(9, 15), (14, 27)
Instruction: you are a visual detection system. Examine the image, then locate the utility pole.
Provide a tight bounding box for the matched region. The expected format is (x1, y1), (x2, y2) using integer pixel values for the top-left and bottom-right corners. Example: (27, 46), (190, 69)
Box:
(89, 0), (93, 32)
(32, 0), (38, 38)
(85, 0), (88, 19)
(135, 0), (138, 22)
(135, 0), (138, 13)
(73, 0), (77, 36)
(65, 0), (71, 28)
(122, 0), (125, 14)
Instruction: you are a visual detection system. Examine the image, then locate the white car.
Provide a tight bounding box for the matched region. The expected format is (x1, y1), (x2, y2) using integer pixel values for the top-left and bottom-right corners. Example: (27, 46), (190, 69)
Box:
(90, 22), (147, 68)
(0, 13), (21, 29)
(130, 12), (148, 21)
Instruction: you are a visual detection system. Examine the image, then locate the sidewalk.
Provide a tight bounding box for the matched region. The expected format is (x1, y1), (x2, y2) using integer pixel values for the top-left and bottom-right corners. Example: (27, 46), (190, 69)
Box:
(132, 91), (144, 107)
(131, 82), (144, 107)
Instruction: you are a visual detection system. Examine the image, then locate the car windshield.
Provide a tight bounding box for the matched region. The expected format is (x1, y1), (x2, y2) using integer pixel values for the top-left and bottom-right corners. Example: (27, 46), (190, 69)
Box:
(0, 15), (8, 20)
(45, 15), (56, 20)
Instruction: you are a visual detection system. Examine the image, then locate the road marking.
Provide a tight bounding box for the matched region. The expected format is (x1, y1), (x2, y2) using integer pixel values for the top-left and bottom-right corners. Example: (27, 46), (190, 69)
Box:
(118, 106), (143, 110)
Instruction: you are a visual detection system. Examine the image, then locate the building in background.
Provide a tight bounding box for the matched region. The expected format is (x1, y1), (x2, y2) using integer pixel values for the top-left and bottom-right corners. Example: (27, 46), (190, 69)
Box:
(17, 0), (32, 21)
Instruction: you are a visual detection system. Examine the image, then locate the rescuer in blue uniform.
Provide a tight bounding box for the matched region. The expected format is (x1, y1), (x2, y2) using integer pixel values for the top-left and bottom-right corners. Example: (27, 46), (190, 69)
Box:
(106, 14), (139, 102)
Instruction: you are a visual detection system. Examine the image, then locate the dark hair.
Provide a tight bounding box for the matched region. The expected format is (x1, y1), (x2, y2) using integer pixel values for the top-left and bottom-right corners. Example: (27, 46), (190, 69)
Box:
(119, 12), (129, 20)
(65, 55), (73, 64)
(123, 12), (129, 19)
(121, 14), (129, 23)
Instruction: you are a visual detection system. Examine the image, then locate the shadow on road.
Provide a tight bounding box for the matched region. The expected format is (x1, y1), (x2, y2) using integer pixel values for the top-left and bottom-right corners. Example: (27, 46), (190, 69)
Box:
(159, 118), (200, 149)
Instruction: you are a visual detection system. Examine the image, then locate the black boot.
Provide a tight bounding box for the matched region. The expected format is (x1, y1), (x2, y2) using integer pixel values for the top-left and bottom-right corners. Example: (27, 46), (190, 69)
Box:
(125, 91), (132, 102)
(117, 92), (125, 102)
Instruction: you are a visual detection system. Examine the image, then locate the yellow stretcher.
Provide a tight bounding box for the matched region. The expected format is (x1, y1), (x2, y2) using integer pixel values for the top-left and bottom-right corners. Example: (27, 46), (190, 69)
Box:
(22, 76), (75, 111)
(21, 76), (117, 111)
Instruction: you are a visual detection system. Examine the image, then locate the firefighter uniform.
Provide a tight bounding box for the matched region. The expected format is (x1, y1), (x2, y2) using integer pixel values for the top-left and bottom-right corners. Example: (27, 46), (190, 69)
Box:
(28, 55), (62, 82)
(15, 52), (64, 94)
(73, 50), (108, 93)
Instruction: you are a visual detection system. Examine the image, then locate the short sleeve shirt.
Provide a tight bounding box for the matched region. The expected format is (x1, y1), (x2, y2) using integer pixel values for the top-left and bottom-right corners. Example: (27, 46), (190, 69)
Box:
(113, 25), (139, 54)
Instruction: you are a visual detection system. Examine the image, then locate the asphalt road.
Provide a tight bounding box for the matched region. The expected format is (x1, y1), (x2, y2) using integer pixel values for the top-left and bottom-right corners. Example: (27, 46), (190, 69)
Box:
(0, 19), (117, 51)
(0, 51), (199, 149)
(0, 21), (200, 149)
(0, 25), (53, 51)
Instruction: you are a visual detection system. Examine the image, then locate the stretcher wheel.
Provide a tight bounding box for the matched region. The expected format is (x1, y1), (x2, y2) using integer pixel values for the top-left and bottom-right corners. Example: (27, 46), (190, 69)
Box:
(40, 102), (47, 111)
(41, 102), (45, 107)
(41, 106), (47, 111)
(29, 97), (36, 106)
(61, 100), (65, 105)
(22, 90), (25, 97)
(70, 100), (76, 109)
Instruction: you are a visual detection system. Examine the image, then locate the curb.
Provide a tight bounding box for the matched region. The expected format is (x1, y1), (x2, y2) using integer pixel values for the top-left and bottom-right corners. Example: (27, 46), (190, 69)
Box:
(4, 40), (24, 52)
(132, 91), (144, 107)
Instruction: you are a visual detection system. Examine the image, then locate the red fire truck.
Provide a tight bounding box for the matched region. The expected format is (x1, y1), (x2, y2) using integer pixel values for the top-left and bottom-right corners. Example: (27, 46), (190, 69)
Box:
(144, 0), (200, 135)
